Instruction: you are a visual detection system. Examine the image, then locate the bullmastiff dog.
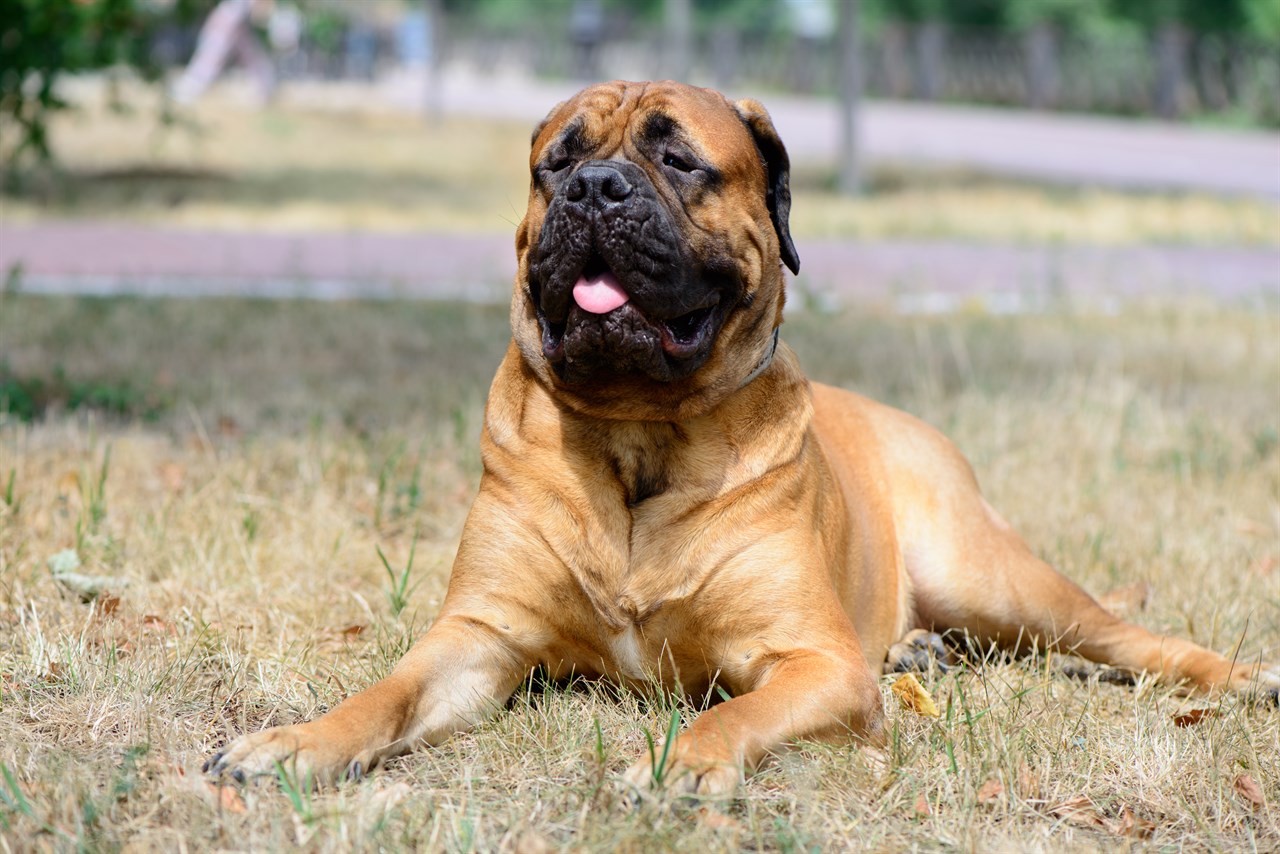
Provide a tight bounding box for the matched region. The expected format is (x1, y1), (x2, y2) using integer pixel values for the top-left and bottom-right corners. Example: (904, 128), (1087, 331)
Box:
(206, 81), (1278, 796)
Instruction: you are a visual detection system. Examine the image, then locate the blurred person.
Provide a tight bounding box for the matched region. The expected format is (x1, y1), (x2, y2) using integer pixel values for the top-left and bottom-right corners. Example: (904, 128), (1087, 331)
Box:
(172, 0), (281, 105)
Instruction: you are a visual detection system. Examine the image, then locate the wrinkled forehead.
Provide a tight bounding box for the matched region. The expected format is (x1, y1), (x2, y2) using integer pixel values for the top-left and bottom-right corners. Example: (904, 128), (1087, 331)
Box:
(531, 82), (756, 164)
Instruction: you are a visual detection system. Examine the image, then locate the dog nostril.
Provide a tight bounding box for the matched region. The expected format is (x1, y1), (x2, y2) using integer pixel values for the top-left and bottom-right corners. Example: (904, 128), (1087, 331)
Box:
(566, 175), (587, 202)
(602, 173), (632, 202)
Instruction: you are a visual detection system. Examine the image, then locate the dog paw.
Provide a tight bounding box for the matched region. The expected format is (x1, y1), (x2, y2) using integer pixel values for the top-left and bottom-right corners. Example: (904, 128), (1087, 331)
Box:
(884, 629), (951, 675)
(1231, 663), (1280, 705)
(621, 738), (741, 800)
(1056, 654), (1136, 686)
(203, 722), (372, 787)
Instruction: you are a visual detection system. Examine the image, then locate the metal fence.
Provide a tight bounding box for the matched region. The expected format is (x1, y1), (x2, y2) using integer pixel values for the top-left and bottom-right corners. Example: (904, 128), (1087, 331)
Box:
(219, 15), (1280, 124)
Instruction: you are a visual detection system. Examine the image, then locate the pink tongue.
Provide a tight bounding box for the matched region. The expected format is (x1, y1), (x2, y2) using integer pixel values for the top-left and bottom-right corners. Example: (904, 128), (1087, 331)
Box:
(572, 272), (630, 314)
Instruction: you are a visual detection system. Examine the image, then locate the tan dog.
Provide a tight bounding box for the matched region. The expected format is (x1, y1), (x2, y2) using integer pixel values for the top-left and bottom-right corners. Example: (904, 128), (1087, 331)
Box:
(206, 81), (1277, 795)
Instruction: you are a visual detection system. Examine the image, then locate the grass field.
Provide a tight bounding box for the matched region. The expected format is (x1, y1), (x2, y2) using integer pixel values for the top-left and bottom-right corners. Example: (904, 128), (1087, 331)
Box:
(1, 294), (1277, 851)
(4, 91), (1279, 247)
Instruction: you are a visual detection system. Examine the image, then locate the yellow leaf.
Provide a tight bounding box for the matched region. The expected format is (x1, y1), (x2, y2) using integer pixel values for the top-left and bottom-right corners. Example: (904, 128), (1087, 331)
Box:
(891, 673), (940, 718)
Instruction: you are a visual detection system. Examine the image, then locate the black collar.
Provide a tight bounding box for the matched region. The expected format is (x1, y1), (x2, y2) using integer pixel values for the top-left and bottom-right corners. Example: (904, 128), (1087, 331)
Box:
(739, 328), (780, 390)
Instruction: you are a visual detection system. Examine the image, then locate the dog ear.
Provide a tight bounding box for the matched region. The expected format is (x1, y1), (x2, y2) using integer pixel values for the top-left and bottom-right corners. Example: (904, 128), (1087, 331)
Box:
(734, 99), (800, 275)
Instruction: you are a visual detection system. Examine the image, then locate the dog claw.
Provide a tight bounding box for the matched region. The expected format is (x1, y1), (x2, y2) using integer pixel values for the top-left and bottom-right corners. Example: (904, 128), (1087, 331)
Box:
(203, 751), (225, 774)
(231, 769), (246, 785)
(617, 781), (642, 812)
(345, 761), (363, 782)
(885, 630), (951, 675)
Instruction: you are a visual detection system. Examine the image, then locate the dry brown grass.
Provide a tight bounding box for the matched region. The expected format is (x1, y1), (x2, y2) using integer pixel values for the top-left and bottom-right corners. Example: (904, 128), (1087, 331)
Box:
(4, 90), (1278, 246)
(1, 295), (1277, 850)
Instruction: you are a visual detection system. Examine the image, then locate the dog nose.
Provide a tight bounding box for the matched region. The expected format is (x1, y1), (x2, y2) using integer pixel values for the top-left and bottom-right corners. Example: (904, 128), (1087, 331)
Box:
(566, 164), (634, 205)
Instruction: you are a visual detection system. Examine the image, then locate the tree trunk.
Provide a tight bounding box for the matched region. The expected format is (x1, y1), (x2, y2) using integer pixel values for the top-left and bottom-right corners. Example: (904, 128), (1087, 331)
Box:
(912, 21), (945, 101)
(424, 0), (444, 120)
(1153, 23), (1188, 120)
(837, 0), (861, 195)
(710, 25), (739, 90)
(664, 0), (693, 82)
(1024, 23), (1058, 110)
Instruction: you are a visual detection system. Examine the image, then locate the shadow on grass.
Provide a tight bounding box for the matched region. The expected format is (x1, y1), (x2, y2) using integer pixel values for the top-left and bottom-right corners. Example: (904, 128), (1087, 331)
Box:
(6, 165), (482, 218)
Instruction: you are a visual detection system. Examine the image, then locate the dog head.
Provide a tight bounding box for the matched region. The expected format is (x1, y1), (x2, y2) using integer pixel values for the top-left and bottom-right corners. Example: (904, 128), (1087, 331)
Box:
(512, 80), (799, 421)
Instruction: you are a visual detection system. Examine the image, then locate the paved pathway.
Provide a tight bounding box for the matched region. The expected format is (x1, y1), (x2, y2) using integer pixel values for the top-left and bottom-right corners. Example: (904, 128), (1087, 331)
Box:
(288, 70), (1280, 199)
(3, 222), (1276, 309)
(5, 75), (1277, 307)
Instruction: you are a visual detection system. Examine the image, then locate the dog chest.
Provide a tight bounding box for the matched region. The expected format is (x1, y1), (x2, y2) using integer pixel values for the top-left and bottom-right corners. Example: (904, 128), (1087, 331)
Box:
(606, 623), (648, 680)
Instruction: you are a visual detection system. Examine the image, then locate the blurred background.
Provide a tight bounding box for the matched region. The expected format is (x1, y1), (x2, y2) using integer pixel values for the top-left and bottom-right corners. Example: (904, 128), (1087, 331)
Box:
(0, 0), (1278, 420)
(1, 7), (1279, 848)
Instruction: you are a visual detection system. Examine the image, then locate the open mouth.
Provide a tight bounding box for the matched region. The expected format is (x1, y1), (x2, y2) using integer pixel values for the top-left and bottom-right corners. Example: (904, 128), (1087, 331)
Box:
(657, 304), (717, 357)
(534, 257), (720, 366)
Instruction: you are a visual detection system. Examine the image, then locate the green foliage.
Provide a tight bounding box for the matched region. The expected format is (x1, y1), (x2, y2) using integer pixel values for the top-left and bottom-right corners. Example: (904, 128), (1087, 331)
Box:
(858, 0), (1276, 37)
(274, 761), (316, 822)
(0, 762), (71, 841)
(0, 363), (170, 422)
(376, 536), (420, 619)
(639, 703), (682, 789)
(1244, 0), (1280, 39)
(440, 0), (1278, 41)
(0, 0), (204, 171)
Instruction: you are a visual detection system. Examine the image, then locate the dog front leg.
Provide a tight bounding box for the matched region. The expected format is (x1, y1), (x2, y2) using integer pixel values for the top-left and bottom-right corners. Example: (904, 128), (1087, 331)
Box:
(205, 614), (530, 785)
(621, 648), (884, 798)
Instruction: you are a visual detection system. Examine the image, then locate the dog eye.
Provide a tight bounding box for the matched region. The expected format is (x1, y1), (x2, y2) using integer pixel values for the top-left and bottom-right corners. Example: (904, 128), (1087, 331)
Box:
(662, 152), (695, 173)
(547, 157), (572, 173)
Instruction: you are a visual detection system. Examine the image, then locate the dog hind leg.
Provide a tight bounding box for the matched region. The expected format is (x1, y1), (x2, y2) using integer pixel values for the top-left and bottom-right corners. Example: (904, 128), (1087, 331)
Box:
(906, 495), (1278, 699)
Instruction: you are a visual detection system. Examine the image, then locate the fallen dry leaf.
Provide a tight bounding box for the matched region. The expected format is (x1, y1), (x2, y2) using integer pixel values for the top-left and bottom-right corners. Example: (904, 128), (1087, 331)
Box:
(1098, 580), (1151, 616)
(1248, 555), (1276, 577)
(977, 778), (1005, 804)
(1052, 797), (1157, 839)
(143, 615), (177, 635)
(96, 594), (121, 618)
(206, 782), (247, 814)
(1234, 774), (1265, 809)
(913, 792), (932, 818)
(1050, 796), (1106, 829)
(340, 624), (366, 638)
(1110, 804), (1156, 839)
(891, 673), (940, 718)
(44, 661), (67, 682)
(1172, 707), (1218, 728)
(1017, 763), (1040, 799)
